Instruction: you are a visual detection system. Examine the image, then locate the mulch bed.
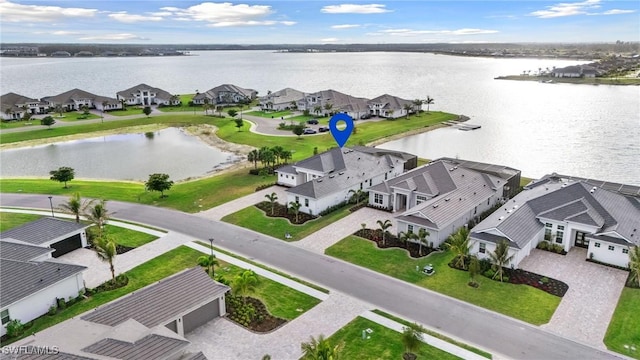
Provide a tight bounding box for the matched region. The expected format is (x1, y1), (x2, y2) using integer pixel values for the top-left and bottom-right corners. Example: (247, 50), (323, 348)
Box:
(226, 295), (286, 333)
(506, 269), (568, 297)
(255, 201), (316, 225)
(86, 244), (135, 255)
(354, 229), (435, 258)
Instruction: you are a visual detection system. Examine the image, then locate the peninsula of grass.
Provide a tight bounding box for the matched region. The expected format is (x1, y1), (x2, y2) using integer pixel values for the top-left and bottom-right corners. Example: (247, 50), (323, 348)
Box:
(495, 75), (640, 86)
(325, 236), (560, 325)
(99, 224), (159, 248)
(0, 212), (42, 232)
(328, 316), (461, 360)
(221, 203), (353, 241)
(604, 287), (640, 359)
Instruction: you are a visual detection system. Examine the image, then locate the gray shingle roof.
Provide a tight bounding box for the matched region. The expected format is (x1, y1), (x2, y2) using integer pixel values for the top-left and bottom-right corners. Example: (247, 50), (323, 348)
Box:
(259, 87), (306, 106)
(12, 348), (97, 359)
(41, 88), (100, 105)
(82, 334), (188, 360)
(293, 147), (346, 173)
(470, 232), (520, 249)
(1, 92), (44, 113)
(368, 94), (413, 110)
(82, 267), (229, 327)
(0, 239), (53, 261)
(437, 157), (520, 181)
(495, 204), (541, 249)
(0, 217), (88, 246)
(117, 83), (173, 101)
(1, 258), (86, 307)
(194, 84), (256, 102)
(181, 352), (208, 360)
(306, 89), (370, 113)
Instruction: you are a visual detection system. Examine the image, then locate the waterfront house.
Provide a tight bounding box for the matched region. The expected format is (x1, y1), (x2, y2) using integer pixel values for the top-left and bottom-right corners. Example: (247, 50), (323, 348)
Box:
(259, 87), (306, 111)
(117, 83), (180, 106)
(193, 84), (257, 105)
(367, 94), (415, 119)
(368, 159), (506, 247)
(42, 88), (121, 112)
(1, 92), (48, 120)
(276, 147), (408, 215)
(297, 89), (370, 119)
(470, 174), (640, 269)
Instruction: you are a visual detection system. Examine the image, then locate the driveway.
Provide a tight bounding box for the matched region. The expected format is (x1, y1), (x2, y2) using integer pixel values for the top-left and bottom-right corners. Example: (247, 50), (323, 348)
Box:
(519, 248), (628, 348)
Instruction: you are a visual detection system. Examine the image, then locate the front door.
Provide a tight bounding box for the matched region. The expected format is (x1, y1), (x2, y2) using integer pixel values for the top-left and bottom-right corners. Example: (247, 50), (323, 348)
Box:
(574, 231), (589, 248)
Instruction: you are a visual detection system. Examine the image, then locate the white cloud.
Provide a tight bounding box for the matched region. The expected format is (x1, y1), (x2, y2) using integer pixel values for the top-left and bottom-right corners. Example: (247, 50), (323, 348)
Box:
(320, 37), (340, 43)
(379, 28), (498, 36)
(79, 33), (148, 41)
(52, 30), (81, 36)
(598, 9), (636, 15)
(162, 2), (272, 25)
(0, 0), (97, 22)
(281, 21), (297, 26)
(321, 4), (391, 14)
(331, 24), (361, 29)
(529, 0), (601, 18)
(108, 12), (163, 23)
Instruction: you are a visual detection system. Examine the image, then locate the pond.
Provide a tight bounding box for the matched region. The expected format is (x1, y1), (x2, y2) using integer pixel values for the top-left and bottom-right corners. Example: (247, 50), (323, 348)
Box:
(0, 127), (240, 181)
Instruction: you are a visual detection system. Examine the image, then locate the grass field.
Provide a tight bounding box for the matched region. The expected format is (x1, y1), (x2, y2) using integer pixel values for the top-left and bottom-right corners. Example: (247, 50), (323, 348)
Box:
(100, 224), (159, 248)
(56, 112), (101, 122)
(604, 287), (640, 359)
(245, 110), (292, 118)
(325, 236), (560, 325)
(105, 107), (145, 116)
(221, 204), (353, 241)
(0, 212), (42, 232)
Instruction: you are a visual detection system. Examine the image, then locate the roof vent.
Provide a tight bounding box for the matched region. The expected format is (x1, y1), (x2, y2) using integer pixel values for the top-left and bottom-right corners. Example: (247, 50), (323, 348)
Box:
(317, 179), (323, 182)
(450, 167), (455, 171)
(339, 172), (344, 175)
(445, 198), (450, 201)
(329, 175), (335, 178)
(498, 216), (504, 221)
(433, 204), (439, 208)
(507, 210), (512, 213)
(513, 205), (518, 209)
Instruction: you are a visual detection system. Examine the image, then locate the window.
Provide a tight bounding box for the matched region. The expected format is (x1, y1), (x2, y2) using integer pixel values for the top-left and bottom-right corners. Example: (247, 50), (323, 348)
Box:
(1, 309), (9, 325)
(479, 243), (486, 254)
(487, 198), (490, 205)
(623, 248), (629, 254)
(360, 183), (363, 190)
(594, 242), (601, 248)
(608, 245), (615, 251)
(544, 228), (552, 241)
(474, 206), (477, 215)
(407, 225), (414, 234)
(295, 196), (299, 204)
(385, 173), (388, 180)
(374, 193), (384, 205)
(545, 223), (552, 228)
(557, 225), (565, 231)
(556, 231), (564, 244)
(416, 195), (427, 205)
(304, 198), (309, 207)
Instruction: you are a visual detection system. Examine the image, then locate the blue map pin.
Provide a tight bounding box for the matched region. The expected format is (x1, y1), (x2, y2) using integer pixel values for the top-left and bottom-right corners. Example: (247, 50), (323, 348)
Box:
(329, 113), (354, 148)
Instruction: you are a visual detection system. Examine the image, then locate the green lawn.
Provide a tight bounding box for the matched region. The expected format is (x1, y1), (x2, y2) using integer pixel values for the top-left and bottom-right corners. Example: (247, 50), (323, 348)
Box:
(100, 224), (158, 248)
(0, 212), (42, 232)
(246, 110), (292, 118)
(221, 203), (353, 241)
(325, 236), (560, 325)
(157, 94), (198, 113)
(327, 316), (461, 360)
(0, 120), (41, 129)
(0, 168), (275, 213)
(604, 287), (640, 359)
(55, 112), (100, 121)
(106, 107), (145, 116)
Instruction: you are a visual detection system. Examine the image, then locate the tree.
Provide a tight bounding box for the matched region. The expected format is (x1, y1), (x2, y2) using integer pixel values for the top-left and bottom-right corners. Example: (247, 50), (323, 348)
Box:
(386, 109), (395, 118)
(94, 233), (117, 284)
(197, 254), (219, 276)
(54, 104), (64, 117)
(85, 200), (110, 237)
(468, 255), (480, 287)
(232, 270), (259, 304)
(259, 148), (275, 170)
(290, 100), (298, 110)
(271, 146), (284, 165)
(313, 105), (322, 116)
(289, 201), (301, 223)
(49, 166), (75, 188)
(59, 192), (93, 223)
(400, 323), (425, 360)
(416, 227), (430, 256)
(376, 219), (392, 246)
(41, 116), (55, 129)
(348, 189), (366, 205)
(403, 103), (413, 119)
(424, 96), (435, 113)
(143, 106), (152, 117)
(412, 99), (423, 112)
(398, 231), (414, 249)
(280, 150), (292, 164)
(444, 227), (471, 269)
(216, 105), (224, 117)
(300, 334), (344, 360)
(203, 102), (211, 116)
(323, 103), (333, 116)
(22, 110), (32, 122)
(81, 105), (90, 115)
(628, 246), (640, 287)
(489, 240), (515, 282)
(265, 192), (278, 215)
(145, 173), (174, 197)
(227, 109), (238, 118)
(234, 118), (244, 131)
(293, 124), (305, 138)
(248, 149), (259, 169)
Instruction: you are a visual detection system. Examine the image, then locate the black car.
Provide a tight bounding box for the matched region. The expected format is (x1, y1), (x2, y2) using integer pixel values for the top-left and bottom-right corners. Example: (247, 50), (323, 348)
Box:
(318, 126), (330, 133)
(303, 128), (317, 134)
(360, 113), (372, 119)
(307, 119), (319, 125)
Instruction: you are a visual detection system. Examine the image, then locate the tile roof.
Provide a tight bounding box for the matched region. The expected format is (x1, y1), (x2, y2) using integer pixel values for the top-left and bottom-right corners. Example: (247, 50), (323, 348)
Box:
(259, 87), (306, 105)
(437, 157), (520, 180)
(194, 84), (256, 102)
(306, 89), (370, 113)
(0, 239), (53, 261)
(41, 88), (100, 105)
(1, 92), (43, 113)
(82, 267), (229, 328)
(82, 334), (188, 360)
(0, 217), (88, 246)
(117, 83), (173, 101)
(12, 348), (97, 360)
(0, 258), (86, 307)
(292, 147), (346, 173)
(368, 94), (414, 110)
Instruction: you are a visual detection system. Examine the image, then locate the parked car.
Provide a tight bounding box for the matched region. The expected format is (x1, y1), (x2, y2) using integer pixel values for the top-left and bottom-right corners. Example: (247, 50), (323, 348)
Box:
(318, 126), (330, 132)
(360, 113), (372, 120)
(303, 128), (317, 134)
(307, 119), (319, 125)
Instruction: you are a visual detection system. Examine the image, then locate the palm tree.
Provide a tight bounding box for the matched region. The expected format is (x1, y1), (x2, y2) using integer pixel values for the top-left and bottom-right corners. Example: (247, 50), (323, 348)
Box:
(215, 105), (224, 117)
(289, 201), (302, 223)
(401, 323), (425, 360)
(424, 96), (434, 113)
(4, 107), (13, 120)
(376, 219), (392, 246)
(85, 200), (110, 237)
(489, 240), (514, 282)
(412, 99), (423, 112)
(280, 150), (292, 164)
(347, 189), (366, 205)
(416, 228), (430, 256)
(197, 254), (219, 275)
(300, 334), (344, 360)
(386, 109), (394, 118)
(444, 227), (471, 269)
(628, 246), (640, 287)
(313, 105), (322, 116)
(54, 104), (64, 117)
(265, 192), (278, 215)
(94, 234), (117, 284)
(248, 149), (259, 169)
(290, 100), (298, 111)
(232, 270), (259, 304)
(260, 148), (275, 170)
(59, 192), (94, 223)
(468, 255), (480, 287)
(398, 231), (413, 249)
(323, 103), (333, 116)
(271, 145), (284, 165)
(403, 103), (413, 119)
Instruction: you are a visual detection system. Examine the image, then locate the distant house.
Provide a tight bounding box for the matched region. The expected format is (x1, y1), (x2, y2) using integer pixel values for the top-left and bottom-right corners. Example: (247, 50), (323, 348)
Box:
(42, 88), (121, 112)
(50, 51), (71, 57)
(297, 89), (370, 119)
(74, 51), (94, 57)
(367, 94), (415, 119)
(368, 159), (506, 247)
(1, 92), (48, 120)
(117, 83), (180, 106)
(276, 147), (409, 215)
(552, 65), (600, 78)
(193, 84), (257, 105)
(470, 175), (640, 269)
(259, 87), (306, 111)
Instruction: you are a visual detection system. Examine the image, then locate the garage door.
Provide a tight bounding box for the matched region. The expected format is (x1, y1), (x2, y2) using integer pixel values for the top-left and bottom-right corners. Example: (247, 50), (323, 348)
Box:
(183, 299), (220, 334)
(51, 233), (82, 258)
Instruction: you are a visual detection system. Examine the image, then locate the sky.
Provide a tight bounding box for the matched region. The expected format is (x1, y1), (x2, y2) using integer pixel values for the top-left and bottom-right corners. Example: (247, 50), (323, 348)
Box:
(0, 0), (638, 44)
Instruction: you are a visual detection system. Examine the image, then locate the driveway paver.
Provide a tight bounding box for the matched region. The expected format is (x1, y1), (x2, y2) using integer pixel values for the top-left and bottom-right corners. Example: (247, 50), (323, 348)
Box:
(519, 248), (628, 348)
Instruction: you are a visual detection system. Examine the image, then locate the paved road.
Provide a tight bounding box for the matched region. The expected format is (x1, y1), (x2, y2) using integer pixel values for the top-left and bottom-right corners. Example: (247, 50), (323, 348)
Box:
(0, 194), (625, 360)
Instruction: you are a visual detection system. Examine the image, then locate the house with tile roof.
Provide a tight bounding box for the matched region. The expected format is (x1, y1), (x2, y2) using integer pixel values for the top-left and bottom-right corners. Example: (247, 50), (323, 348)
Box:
(117, 83), (179, 106)
(1, 92), (48, 120)
(367, 94), (416, 119)
(368, 159), (506, 247)
(276, 147), (408, 215)
(297, 89), (370, 120)
(470, 175), (640, 269)
(259, 87), (306, 111)
(192, 84), (257, 105)
(42, 88), (121, 112)
(1, 217), (90, 258)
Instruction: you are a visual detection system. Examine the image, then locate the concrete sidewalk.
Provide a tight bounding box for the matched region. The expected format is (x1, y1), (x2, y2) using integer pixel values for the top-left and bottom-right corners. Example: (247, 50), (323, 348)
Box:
(196, 186), (288, 221)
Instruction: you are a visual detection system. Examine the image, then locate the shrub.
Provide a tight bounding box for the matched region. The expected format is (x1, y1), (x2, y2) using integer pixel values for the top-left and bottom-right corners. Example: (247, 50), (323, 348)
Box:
(255, 182), (276, 192)
(57, 297), (66, 310)
(48, 304), (57, 316)
(540, 276), (549, 284)
(479, 258), (492, 273)
(319, 201), (348, 216)
(552, 244), (564, 253)
(537, 241), (548, 250)
(6, 319), (24, 338)
(483, 269), (495, 278)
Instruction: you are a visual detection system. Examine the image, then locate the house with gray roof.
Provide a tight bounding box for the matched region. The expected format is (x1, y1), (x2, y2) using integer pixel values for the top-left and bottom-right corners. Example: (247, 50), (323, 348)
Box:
(1, 92), (49, 120)
(277, 147), (407, 215)
(367, 94), (416, 119)
(470, 175), (640, 268)
(297, 89), (370, 120)
(42, 89), (121, 112)
(117, 83), (179, 106)
(193, 84), (257, 105)
(1, 217), (90, 258)
(368, 159), (506, 247)
(259, 87), (306, 111)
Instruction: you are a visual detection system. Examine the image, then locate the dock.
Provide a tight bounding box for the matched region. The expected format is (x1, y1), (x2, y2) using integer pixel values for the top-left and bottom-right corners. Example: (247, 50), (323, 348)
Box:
(443, 120), (482, 131)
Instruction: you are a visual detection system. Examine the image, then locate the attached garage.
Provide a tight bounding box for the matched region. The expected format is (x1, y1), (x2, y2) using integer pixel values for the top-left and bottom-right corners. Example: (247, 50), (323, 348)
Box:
(51, 233), (83, 257)
(182, 299), (221, 334)
(0, 217), (88, 257)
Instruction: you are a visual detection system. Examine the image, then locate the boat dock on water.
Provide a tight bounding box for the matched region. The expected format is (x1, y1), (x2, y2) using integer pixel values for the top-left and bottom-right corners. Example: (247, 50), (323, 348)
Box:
(443, 120), (482, 131)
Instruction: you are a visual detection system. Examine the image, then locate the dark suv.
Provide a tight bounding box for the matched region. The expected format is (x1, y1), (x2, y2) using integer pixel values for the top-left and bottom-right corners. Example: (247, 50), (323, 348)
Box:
(360, 113), (372, 119)
(307, 119), (319, 125)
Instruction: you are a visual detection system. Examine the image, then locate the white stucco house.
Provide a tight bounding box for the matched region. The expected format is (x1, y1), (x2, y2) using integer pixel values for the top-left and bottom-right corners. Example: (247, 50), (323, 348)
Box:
(193, 84), (257, 105)
(296, 89), (370, 120)
(470, 175), (640, 269)
(1, 92), (48, 120)
(366, 94), (416, 119)
(276, 147), (410, 215)
(41, 89), (122, 112)
(368, 159), (508, 247)
(259, 87), (306, 111)
(117, 83), (179, 106)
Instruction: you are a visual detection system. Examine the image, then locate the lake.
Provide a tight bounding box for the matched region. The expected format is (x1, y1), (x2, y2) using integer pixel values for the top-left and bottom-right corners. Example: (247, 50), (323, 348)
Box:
(0, 127), (239, 181)
(1, 51), (639, 184)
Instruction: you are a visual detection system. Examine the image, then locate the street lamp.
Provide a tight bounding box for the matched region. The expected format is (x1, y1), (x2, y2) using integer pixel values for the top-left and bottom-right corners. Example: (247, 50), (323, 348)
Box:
(193, 90), (199, 116)
(48, 196), (54, 217)
(209, 238), (215, 277)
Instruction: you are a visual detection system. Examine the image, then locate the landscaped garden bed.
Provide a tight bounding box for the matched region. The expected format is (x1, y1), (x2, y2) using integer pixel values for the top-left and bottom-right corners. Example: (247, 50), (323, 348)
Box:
(507, 269), (568, 297)
(354, 229), (435, 258)
(225, 294), (286, 333)
(255, 201), (316, 224)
